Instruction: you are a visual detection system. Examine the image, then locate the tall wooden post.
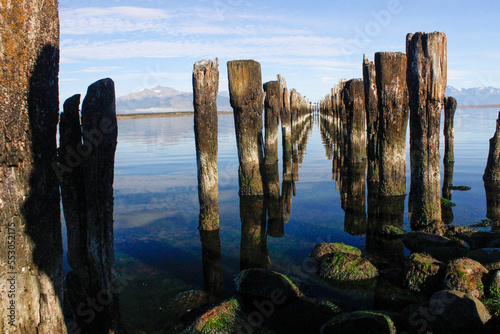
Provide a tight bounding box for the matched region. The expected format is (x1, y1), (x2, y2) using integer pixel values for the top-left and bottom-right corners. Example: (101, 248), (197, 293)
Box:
(228, 60), (266, 196)
(193, 59), (219, 230)
(407, 32), (447, 230)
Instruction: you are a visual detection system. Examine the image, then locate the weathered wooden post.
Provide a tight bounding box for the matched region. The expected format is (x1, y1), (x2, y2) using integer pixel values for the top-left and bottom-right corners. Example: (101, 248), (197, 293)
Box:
(193, 59), (219, 230)
(441, 97), (457, 224)
(363, 54), (380, 194)
(407, 32), (447, 230)
(228, 60), (266, 196)
(263, 81), (282, 236)
(444, 96), (457, 164)
(0, 1), (67, 332)
(484, 112), (500, 230)
(483, 111), (500, 183)
(376, 52), (409, 197)
(61, 78), (124, 333)
(290, 89), (299, 130)
(263, 81), (280, 164)
(281, 78), (293, 178)
(342, 79), (366, 166)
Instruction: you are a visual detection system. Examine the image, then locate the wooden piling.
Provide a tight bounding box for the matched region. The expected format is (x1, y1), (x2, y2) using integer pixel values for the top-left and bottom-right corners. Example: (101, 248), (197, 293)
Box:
(228, 60), (266, 196)
(342, 79), (366, 166)
(363, 54), (380, 193)
(444, 96), (457, 164)
(193, 59), (220, 230)
(263, 81), (281, 164)
(406, 32), (447, 229)
(0, 0), (66, 331)
(483, 111), (500, 183)
(376, 52), (409, 197)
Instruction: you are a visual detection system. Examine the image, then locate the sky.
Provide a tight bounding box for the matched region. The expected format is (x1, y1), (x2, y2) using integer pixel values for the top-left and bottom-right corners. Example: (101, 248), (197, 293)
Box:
(59, 0), (500, 103)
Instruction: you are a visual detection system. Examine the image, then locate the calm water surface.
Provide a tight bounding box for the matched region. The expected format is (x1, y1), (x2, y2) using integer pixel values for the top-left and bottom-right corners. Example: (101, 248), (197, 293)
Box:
(110, 109), (499, 332)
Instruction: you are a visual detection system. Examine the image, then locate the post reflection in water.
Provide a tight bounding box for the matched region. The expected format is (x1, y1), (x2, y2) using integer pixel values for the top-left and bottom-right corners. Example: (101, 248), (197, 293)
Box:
(199, 229), (225, 298)
(442, 159), (455, 224)
(485, 182), (500, 232)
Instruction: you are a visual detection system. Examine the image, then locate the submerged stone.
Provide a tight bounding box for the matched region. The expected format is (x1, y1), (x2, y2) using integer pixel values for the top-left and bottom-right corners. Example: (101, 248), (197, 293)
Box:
(403, 231), (466, 253)
(321, 311), (397, 334)
(235, 268), (304, 301)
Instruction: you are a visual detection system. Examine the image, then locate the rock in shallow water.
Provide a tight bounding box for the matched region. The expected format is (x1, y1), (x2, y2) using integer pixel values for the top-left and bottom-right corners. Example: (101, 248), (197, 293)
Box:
(321, 311), (397, 334)
(444, 258), (488, 298)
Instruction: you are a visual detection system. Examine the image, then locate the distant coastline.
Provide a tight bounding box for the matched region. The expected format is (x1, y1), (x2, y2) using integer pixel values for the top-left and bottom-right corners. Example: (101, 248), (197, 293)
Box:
(117, 111), (233, 120)
(457, 104), (500, 109)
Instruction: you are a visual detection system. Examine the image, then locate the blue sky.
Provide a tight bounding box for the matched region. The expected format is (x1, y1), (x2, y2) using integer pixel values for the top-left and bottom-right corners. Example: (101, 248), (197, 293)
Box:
(59, 0), (500, 103)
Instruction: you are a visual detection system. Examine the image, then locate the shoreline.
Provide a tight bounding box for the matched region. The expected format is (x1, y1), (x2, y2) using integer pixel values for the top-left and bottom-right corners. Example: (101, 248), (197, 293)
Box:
(116, 111), (233, 120)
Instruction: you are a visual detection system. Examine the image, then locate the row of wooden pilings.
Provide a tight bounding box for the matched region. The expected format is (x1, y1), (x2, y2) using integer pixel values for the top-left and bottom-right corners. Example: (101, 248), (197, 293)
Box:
(193, 58), (313, 232)
(319, 32), (450, 232)
(319, 31), (500, 232)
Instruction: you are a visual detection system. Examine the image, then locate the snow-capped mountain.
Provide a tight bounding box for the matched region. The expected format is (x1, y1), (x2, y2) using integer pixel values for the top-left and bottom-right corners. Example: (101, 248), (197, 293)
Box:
(116, 86), (232, 114)
(445, 86), (500, 106)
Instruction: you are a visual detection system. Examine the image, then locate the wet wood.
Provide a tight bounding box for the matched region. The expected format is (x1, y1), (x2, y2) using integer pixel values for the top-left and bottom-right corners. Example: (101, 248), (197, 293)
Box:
(444, 96), (457, 164)
(376, 52), (409, 197)
(193, 59), (220, 230)
(61, 78), (124, 333)
(0, 0), (66, 332)
(483, 111), (500, 183)
(407, 32), (447, 229)
(228, 60), (266, 196)
(263, 81), (281, 164)
(363, 54), (380, 193)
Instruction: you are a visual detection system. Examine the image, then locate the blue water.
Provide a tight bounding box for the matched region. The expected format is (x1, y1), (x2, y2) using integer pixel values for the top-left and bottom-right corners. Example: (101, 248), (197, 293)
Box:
(111, 108), (499, 331)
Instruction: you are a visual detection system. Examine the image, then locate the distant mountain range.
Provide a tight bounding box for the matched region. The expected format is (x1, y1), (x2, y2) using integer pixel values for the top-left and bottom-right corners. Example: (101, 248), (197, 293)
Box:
(116, 86), (232, 114)
(445, 86), (500, 106)
(116, 85), (500, 114)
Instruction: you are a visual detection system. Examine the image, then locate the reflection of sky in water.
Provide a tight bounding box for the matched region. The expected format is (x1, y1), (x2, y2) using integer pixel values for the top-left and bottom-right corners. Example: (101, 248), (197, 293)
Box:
(110, 109), (499, 328)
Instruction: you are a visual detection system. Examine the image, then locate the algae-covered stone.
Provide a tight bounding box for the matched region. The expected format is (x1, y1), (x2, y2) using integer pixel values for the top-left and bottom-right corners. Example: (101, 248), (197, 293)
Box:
(184, 297), (246, 334)
(377, 225), (406, 239)
(318, 251), (378, 281)
(310, 242), (362, 264)
(469, 232), (500, 250)
(235, 268), (304, 301)
(467, 248), (500, 271)
(321, 311), (396, 334)
(404, 253), (444, 293)
(444, 258), (488, 298)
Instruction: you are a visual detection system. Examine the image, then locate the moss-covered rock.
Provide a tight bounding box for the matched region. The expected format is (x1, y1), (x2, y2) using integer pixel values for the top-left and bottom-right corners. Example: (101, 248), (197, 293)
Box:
(444, 258), (488, 298)
(235, 268), (304, 302)
(183, 297), (245, 334)
(321, 311), (397, 334)
(404, 253), (444, 294)
(310, 242), (361, 265)
(467, 248), (500, 271)
(318, 251), (379, 281)
(377, 225), (406, 239)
